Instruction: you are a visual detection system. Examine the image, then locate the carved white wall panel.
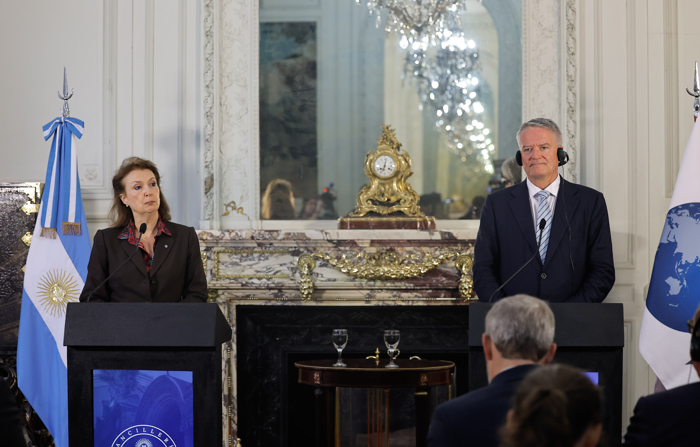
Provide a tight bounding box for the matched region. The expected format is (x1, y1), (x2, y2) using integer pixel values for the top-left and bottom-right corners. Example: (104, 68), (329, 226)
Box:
(522, 0), (580, 182)
(211, 0), (260, 229)
(0, 1), (103, 183)
(599, 0), (633, 268)
(522, 0), (561, 124)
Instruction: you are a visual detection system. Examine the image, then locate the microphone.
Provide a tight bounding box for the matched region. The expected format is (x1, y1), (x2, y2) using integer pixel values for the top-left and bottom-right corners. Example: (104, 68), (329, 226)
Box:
(488, 219), (546, 302)
(86, 223), (147, 302)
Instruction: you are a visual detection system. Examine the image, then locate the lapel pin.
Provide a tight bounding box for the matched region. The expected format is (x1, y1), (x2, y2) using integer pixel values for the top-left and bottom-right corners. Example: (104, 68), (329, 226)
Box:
(164, 245), (168, 248)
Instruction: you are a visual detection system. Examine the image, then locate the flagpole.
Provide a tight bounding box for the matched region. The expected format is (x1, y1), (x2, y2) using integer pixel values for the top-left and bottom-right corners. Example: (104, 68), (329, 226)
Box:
(57, 67), (73, 118)
(685, 61), (699, 122)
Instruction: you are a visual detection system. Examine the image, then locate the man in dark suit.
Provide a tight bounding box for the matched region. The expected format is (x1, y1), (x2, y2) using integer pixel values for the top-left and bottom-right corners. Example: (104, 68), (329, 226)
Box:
(473, 118), (615, 303)
(427, 295), (557, 446)
(623, 305), (700, 446)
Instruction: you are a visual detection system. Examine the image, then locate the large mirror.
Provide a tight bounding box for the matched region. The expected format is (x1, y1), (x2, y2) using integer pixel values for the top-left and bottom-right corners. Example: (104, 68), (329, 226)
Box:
(259, 0), (521, 220)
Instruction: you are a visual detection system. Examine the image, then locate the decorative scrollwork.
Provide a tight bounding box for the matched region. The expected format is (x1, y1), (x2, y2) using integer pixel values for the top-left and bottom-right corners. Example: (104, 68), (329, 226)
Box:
(313, 251), (457, 280)
(297, 254), (316, 301)
(455, 254), (476, 301)
(296, 251), (474, 301)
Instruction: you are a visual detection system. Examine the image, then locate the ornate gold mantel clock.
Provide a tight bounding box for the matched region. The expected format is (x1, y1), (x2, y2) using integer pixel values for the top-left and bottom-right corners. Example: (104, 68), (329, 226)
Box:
(338, 125), (436, 229)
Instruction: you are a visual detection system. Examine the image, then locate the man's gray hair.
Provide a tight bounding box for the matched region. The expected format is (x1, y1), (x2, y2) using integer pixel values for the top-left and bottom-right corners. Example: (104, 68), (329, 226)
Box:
(516, 117), (563, 147)
(485, 294), (555, 362)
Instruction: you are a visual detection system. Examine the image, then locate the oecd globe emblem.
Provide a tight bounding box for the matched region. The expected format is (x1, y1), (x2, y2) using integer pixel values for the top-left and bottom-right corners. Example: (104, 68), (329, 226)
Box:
(647, 203), (700, 332)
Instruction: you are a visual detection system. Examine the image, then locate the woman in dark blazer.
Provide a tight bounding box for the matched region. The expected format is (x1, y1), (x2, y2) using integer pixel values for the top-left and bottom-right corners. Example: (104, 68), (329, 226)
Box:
(79, 157), (207, 303)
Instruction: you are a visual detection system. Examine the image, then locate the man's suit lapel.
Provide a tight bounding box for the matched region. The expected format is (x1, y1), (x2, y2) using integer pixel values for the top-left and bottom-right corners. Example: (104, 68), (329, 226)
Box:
(150, 232), (175, 276)
(509, 182), (538, 253)
(545, 177), (579, 268)
(120, 238), (148, 278)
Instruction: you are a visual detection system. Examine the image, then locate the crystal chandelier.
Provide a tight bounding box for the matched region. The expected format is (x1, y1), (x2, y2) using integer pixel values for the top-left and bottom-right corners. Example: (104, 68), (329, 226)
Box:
(356, 0), (468, 43)
(402, 30), (495, 173)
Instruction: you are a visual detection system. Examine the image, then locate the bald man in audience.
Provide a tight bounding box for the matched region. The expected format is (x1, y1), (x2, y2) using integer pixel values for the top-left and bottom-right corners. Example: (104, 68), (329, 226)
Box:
(624, 303), (700, 446)
(426, 295), (557, 447)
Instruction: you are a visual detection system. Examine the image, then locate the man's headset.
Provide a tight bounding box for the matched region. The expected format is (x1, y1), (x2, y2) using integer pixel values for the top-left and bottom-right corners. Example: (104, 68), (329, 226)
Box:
(515, 147), (570, 167)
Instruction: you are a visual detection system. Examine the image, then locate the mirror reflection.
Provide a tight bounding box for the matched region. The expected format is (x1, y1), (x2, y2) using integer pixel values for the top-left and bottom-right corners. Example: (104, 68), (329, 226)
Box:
(259, 0), (521, 220)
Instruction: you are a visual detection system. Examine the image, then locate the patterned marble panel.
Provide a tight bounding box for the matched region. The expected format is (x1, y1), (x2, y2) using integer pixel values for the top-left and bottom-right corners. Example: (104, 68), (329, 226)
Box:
(200, 230), (475, 302)
(0, 183), (40, 350)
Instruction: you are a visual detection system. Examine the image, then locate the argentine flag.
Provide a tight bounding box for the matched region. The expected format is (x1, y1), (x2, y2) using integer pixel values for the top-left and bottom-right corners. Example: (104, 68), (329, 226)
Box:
(641, 116), (700, 389)
(17, 116), (91, 447)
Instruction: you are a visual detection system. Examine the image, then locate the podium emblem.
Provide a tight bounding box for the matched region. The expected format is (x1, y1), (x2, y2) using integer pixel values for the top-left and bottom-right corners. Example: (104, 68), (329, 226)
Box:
(37, 269), (80, 316)
(135, 440), (153, 447)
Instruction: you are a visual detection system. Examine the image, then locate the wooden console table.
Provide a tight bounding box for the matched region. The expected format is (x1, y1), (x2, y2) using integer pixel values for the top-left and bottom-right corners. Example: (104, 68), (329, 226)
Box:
(296, 359), (454, 447)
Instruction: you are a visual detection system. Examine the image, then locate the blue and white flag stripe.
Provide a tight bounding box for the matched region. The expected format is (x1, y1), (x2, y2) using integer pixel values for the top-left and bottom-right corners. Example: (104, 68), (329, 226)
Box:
(18, 116), (90, 447)
(641, 117), (700, 389)
(40, 117), (85, 229)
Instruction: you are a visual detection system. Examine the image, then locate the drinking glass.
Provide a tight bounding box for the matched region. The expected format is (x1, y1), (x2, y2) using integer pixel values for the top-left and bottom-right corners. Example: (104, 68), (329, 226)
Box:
(332, 329), (348, 367)
(384, 330), (400, 368)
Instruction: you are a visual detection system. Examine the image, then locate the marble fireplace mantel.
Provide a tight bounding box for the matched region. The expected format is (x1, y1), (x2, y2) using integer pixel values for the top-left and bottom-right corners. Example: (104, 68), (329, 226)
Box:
(198, 228), (477, 445)
(199, 228), (476, 303)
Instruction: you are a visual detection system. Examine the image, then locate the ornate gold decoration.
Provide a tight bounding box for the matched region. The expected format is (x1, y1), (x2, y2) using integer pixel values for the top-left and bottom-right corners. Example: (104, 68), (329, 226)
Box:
(21, 201), (40, 215)
(37, 270), (81, 317)
(313, 371), (322, 385)
(297, 254), (316, 301)
(201, 251), (207, 270)
(313, 251), (457, 280)
(21, 232), (32, 247)
(207, 288), (218, 302)
(366, 348), (381, 366)
(295, 250), (474, 301)
(222, 199), (246, 217)
(455, 254), (476, 301)
(419, 374), (428, 386)
(350, 125), (424, 217)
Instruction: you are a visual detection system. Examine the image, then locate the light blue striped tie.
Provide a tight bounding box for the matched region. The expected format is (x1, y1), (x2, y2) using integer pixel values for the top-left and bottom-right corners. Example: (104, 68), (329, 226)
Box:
(535, 191), (552, 263)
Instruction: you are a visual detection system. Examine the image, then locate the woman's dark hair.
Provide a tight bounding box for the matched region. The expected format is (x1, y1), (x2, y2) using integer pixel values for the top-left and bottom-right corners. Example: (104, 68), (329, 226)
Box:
(109, 157), (171, 228)
(501, 364), (602, 447)
(261, 179), (295, 220)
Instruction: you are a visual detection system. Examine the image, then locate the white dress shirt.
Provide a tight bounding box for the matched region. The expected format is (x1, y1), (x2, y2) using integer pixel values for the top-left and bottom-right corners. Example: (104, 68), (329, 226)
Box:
(526, 175), (560, 231)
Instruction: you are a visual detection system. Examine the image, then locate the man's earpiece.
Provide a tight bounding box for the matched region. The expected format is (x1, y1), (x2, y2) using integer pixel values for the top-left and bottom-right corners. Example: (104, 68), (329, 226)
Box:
(557, 147), (569, 167)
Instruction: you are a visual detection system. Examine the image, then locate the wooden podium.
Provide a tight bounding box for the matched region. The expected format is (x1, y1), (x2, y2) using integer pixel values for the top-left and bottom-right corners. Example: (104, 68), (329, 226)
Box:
(64, 302), (232, 447)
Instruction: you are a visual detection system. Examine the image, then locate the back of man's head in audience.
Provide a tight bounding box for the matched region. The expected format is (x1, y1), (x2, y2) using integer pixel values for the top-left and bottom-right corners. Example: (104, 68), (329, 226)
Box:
(501, 364), (603, 447)
(483, 295), (557, 380)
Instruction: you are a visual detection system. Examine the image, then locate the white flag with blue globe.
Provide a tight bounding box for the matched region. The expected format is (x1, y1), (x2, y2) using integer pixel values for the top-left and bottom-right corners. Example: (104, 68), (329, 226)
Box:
(641, 117), (700, 389)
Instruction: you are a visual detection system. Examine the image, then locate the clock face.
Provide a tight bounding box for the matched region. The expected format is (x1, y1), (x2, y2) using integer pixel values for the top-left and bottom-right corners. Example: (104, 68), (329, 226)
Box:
(373, 154), (397, 178)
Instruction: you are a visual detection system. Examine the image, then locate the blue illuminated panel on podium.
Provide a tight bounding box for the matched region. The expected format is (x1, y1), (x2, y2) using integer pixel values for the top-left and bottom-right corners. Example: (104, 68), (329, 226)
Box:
(93, 370), (194, 447)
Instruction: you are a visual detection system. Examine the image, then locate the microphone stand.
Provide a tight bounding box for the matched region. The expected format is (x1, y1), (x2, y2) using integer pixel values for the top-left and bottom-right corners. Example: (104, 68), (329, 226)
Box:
(488, 219), (546, 302)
